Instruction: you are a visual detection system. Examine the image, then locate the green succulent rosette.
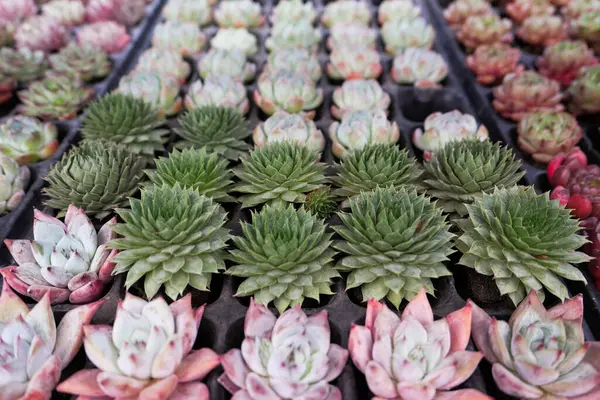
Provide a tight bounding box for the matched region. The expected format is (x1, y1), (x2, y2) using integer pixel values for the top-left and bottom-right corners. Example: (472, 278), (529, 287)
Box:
(134, 48), (191, 84)
(198, 49), (256, 83)
(117, 71), (182, 117)
(0, 116), (59, 165)
(264, 48), (322, 82)
(265, 20), (321, 52)
(305, 186), (337, 219)
(210, 28), (258, 57)
(152, 21), (206, 56)
(163, 0), (213, 26)
(48, 42), (111, 82)
(0, 47), (47, 83)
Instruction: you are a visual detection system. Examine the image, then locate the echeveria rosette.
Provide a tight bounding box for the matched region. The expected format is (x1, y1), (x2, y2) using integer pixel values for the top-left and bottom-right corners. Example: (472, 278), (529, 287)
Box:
(391, 48), (448, 88)
(0, 47), (48, 83)
(331, 79), (391, 120)
(572, 12), (600, 52)
(163, 0), (212, 26)
(457, 14), (513, 51)
(15, 15), (67, 53)
(253, 111), (325, 154)
(219, 299), (348, 399)
(48, 42), (111, 82)
(327, 23), (377, 51)
(466, 44), (522, 85)
(0, 278), (104, 400)
(349, 288), (490, 400)
(199, 49), (256, 83)
(321, 0), (371, 28)
(517, 15), (568, 47)
(226, 205), (339, 312)
(443, 0), (491, 30)
(0, 116), (58, 165)
(152, 21), (206, 56)
(567, 65), (600, 115)
(76, 21), (131, 54)
(378, 0), (422, 25)
(537, 41), (598, 87)
(265, 48), (322, 82)
(185, 76), (249, 115)
(0, 153), (30, 215)
(470, 290), (600, 399)
(381, 17), (435, 55)
(0, 0), (37, 26)
(134, 48), (191, 85)
(265, 20), (321, 53)
(327, 47), (383, 81)
(58, 293), (221, 400)
(110, 184), (231, 300)
(456, 186), (590, 305)
(85, 0), (146, 27)
(214, 0), (264, 28)
(562, 0), (600, 21)
(506, 0), (555, 23)
(210, 28), (258, 57)
(117, 71), (182, 117)
(41, 0), (85, 27)
(271, 0), (317, 24)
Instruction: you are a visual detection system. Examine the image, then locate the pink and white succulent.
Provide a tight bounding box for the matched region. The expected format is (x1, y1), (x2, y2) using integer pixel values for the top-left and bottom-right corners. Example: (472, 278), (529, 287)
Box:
(42, 0), (86, 27)
(76, 21), (131, 54)
(391, 48), (449, 88)
(327, 47), (383, 81)
(0, 0), (37, 26)
(86, 0), (146, 27)
(14, 15), (67, 53)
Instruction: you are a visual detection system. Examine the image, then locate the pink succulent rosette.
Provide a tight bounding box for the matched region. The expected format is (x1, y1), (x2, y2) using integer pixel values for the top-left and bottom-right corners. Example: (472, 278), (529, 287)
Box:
(470, 291), (600, 399)
(86, 0), (146, 27)
(76, 21), (131, 54)
(14, 15), (67, 53)
(0, 0), (37, 25)
(219, 299), (349, 400)
(348, 287), (490, 400)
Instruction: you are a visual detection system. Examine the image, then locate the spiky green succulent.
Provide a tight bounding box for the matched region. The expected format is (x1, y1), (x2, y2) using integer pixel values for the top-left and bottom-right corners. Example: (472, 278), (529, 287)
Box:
(175, 105), (251, 161)
(333, 186), (454, 307)
(227, 204), (339, 313)
(43, 140), (146, 219)
(0, 47), (47, 82)
(146, 148), (235, 203)
(80, 93), (169, 164)
(305, 186), (337, 219)
(48, 42), (111, 82)
(233, 141), (328, 208)
(422, 139), (525, 216)
(455, 186), (590, 306)
(110, 184), (231, 300)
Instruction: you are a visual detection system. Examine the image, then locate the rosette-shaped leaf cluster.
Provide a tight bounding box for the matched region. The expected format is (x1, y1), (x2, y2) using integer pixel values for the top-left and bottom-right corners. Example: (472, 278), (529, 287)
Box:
(81, 93), (168, 164)
(220, 300), (347, 398)
(466, 44), (522, 85)
(327, 47), (382, 80)
(537, 41), (598, 86)
(413, 110), (489, 161)
(49, 42), (111, 82)
(471, 291), (600, 399)
(423, 139), (524, 216)
(85, 0), (145, 27)
(391, 48), (448, 88)
(349, 288), (489, 400)
(175, 105), (251, 161)
(0, 153), (29, 215)
(306, 186), (337, 219)
(327, 22), (377, 50)
(456, 186), (590, 305)
(15, 15), (67, 53)
(444, 0), (491, 30)
(134, 48), (191, 84)
(110, 184), (231, 300)
(43, 140), (145, 219)
(117, 71), (182, 117)
(0, 47), (48, 82)
(265, 48), (322, 81)
(42, 0), (85, 27)
(575, 12), (600, 50)
(457, 14), (513, 50)
(329, 110), (400, 158)
(0, 70), (15, 104)
(58, 293), (221, 400)
(331, 79), (391, 119)
(232, 141), (327, 208)
(215, 0), (264, 28)
(334, 187), (454, 306)
(506, 0), (555, 23)
(322, 0), (371, 27)
(271, 0), (316, 24)
(76, 21), (131, 54)
(211, 28), (258, 56)
(517, 15), (568, 47)
(378, 0), (422, 25)
(163, 0), (212, 26)
(382, 17), (435, 55)
(227, 205), (339, 311)
(199, 49), (256, 83)
(185, 76), (249, 115)
(0, 280), (103, 400)
(0, 115), (58, 164)
(266, 20), (321, 52)
(562, 0), (600, 21)
(568, 65), (600, 115)
(0, 0), (37, 26)
(518, 111), (583, 163)
(253, 111), (325, 153)
(152, 21), (205, 56)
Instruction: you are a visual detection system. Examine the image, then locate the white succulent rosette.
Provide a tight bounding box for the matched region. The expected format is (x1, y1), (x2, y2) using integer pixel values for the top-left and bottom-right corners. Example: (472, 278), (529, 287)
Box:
(327, 22), (377, 51)
(381, 17), (436, 55)
(215, 0), (264, 28)
(328, 109), (400, 158)
(378, 0), (422, 25)
(210, 28), (258, 57)
(198, 49), (256, 83)
(163, 0), (212, 26)
(391, 48), (448, 88)
(265, 48), (322, 81)
(413, 110), (489, 161)
(266, 20), (322, 53)
(253, 111), (325, 153)
(135, 48), (191, 84)
(254, 69), (324, 118)
(41, 0), (86, 27)
(0, 152), (29, 215)
(321, 0), (371, 28)
(185, 76), (249, 115)
(271, 0), (317, 24)
(152, 21), (206, 56)
(219, 299), (349, 400)
(117, 71), (182, 117)
(327, 47), (383, 80)
(331, 79), (391, 120)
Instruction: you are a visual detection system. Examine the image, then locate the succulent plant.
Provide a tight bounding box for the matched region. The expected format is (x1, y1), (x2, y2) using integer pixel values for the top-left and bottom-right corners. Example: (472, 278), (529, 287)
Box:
(146, 148), (235, 203)
(254, 111), (325, 153)
(471, 290), (600, 399)
(43, 140), (145, 219)
(42, 0), (85, 26)
(466, 44), (522, 85)
(0, 153), (29, 215)
(456, 186), (589, 305)
(567, 65), (600, 115)
(163, 0), (212, 26)
(215, 0), (264, 28)
(0, 116), (58, 164)
(0, 279), (103, 400)
(227, 205), (339, 311)
(537, 41), (598, 86)
(444, 0), (492, 30)
(110, 184), (230, 300)
(48, 42), (111, 82)
(220, 300), (347, 399)
(391, 48), (448, 88)
(413, 110), (490, 161)
(58, 293), (220, 400)
(15, 15), (67, 53)
(0, 71), (15, 104)
(265, 20), (321, 52)
(85, 0), (146, 27)
(457, 14), (513, 50)
(379, 0), (422, 25)
(210, 28), (258, 56)
(381, 17), (435, 55)
(264, 48), (321, 81)
(0, 0), (37, 25)
(152, 21), (205, 56)
(327, 47), (382, 80)
(271, 0), (317, 24)
(199, 49), (256, 83)
(506, 0), (555, 23)
(117, 71), (182, 117)
(321, 0), (371, 28)
(493, 70), (564, 121)
(175, 105), (251, 160)
(517, 15), (568, 47)
(422, 139), (524, 216)
(77, 21), (131, 54)
(518, 111), (583, 163)
(327, 22), (377, 50)
(306, 186), (337, 219)
(185, 76), (249, 115)
(0, 47), (48, 82)
(331, 79), (391, 120)
(134, 47), (191, 84)
(562, 0), (600, 21)
(254, 69), (323, 118)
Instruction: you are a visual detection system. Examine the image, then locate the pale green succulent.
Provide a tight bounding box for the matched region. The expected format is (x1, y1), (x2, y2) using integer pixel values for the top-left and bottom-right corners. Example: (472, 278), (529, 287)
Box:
(271, 0), (317, 24)
(214, 0), (264, 28)
(117, 71), (182, 117)
(152, 21), (206, 56)
(0, 47), (47, 82)
(321, 0), (371, 28)
(331, 79), (391, 119)
(327, 47), (382, 80)
(42, 0), (86, 26)
(265, 48), (322, 81)
(265, 20), (321, 52)
(378, 0), (422, 24)
(210, 28), (258, 56)
(382, 17), (436, 54)
(254, 69), (323, 117)
(199, 49), (256, 83)
(134, 48), (191, 84)
(0, 153), (30, 215)
(328, 23), (377, 50)
(253, 111), (325, 153)
(185, 76), (249, 115)
(163, 0), (212, 26)
(305, 186), (337, 219)
(0, 115), (58, 165)
(48, 42), (111, 82)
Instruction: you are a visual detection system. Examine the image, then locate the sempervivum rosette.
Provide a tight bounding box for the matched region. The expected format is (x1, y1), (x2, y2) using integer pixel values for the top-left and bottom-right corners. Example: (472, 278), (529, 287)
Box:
(42, 0), (85, 27)
(214, 0), (264, 28)
(110, 184), (231, 300)
(220, 300), (347, 398)
(271, 0), (317, 24)
(457, 14), (513, 51)
(48, 42), (111, 82)
(537, 41), (598, 86)
(327, 47), (382, 80)
(466, 44), (522, 85)
(306, 186), (338, 219)
(413, 110), (489, 161)
(0, 0), (37, 26)
(227, 205), (339, 311)
(517, 15), (568, 47)
(85, 0), (146, 27)
(76, 21), (131, 54)
(444, 0), (491, 30)
(572, 11), (600, 50)
(199, 49), (256, 83)
(470, 291), (600, 399)
(349, 288), (490, 400)
(134, 48), (191, 84)
(321, 0), (371, 27)
(391, 48), (448, 88)
(331, 79), (391, 120)
(265, 48), (322, 81)
(327, 22), (377, 50)
(506, 0), (555, 23)
(381, 17), (435, 55)
(253, 111), (325, 153)
(0, 116), (58, 164)
(117, 71), (182, 117)
(265, 20), (321, 52)
(0, 47), (47, 83)
(0, 71), (15, 104)
(334, 187), (454, 306)
(0, 279), (103, 400)
(329, 110), (400, 158)
(562, 0), (600, 21)
(152, 21), (206, 56)
(0, 153), (30, 215)
(15, 15), (67, 53)
(58, 293), (220, 400)
(378, 0), (422, 25)
(163, 0), (212, 26)
(185, 76), (249, 115)
(568, 65), (600, 115)
(210, 28), (258, 57)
